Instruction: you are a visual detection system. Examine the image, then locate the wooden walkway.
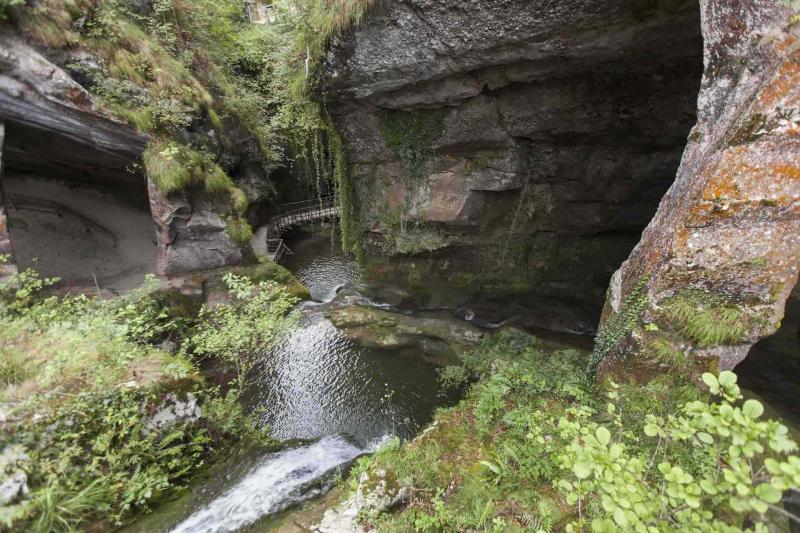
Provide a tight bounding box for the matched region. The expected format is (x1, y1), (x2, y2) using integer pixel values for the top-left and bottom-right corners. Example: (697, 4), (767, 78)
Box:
(256, 196), (339, 262)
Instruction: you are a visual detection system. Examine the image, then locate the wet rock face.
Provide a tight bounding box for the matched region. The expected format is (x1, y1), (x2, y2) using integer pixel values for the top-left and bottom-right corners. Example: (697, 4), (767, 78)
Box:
(323, 0), (704, 330)
(0, 123), (16, 283)
(598, 0), (800, 376)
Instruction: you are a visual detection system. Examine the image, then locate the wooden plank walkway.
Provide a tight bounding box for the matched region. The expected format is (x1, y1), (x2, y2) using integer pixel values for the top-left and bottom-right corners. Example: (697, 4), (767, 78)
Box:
(254, 196), (339, 262)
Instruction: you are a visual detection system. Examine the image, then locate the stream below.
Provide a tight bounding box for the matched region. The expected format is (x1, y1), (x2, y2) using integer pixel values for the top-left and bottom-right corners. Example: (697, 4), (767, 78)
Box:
(134, 228), (799, 533)
(155, 229), (464, 532)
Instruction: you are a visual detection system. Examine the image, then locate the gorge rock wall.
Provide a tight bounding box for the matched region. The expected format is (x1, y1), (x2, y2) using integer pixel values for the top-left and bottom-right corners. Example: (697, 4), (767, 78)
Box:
(323, 0), (704, 332)
(0, 31), (251, 277)
(0, 121), (18, 284)
(597, 0), (800, 377)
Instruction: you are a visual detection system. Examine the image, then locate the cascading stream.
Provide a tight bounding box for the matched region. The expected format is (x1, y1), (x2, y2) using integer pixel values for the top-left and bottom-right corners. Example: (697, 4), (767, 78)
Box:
(154, 229), (462, 532)
(170, 436), (364, 533)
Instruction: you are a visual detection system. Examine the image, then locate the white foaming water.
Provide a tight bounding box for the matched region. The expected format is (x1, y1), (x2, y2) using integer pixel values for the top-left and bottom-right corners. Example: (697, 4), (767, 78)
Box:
(170, 435), (364, 533)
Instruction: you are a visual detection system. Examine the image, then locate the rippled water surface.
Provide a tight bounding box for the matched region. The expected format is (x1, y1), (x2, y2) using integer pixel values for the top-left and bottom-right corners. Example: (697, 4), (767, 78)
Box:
(251, 305), (454, 444)
(281, 230), (361, 302)
(160, 229), (461, 532)
(251, 229), (457, 444)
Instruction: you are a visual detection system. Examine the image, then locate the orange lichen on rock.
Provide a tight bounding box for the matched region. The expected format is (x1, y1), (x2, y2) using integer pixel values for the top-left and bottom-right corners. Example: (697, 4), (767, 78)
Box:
(758, 46), (800, 109)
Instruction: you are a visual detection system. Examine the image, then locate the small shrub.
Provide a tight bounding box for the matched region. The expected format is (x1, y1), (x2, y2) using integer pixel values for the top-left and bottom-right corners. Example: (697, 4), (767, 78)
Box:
(379, 109), (447, 181)
(182, 273), (297, 390)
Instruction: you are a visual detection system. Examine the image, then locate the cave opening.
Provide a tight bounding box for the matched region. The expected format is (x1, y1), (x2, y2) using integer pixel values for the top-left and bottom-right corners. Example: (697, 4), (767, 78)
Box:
(736, 285), (800, 429)
(0, 119), (157, 293)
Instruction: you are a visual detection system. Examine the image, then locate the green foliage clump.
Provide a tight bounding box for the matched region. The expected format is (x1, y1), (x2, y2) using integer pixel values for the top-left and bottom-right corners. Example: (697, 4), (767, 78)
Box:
(352, 329), (800, 532)
(662, 289), (749, 346)
(0, 268), (295, 530)
(226, 216), (254, 245)
(379, 109), (447, 181)
(181, 273), (297, 390)
(587, 276), (649, 380)
(144, 139), (236, 195)
(0, 0), (22, 20)
(387, 222), (449, 255)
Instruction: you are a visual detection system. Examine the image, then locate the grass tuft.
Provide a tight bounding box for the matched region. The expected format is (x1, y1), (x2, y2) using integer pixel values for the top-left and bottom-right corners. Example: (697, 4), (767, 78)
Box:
(662, 289), (748, 346)
(226, 217), (253, 245)
(144, 139), (194, 193)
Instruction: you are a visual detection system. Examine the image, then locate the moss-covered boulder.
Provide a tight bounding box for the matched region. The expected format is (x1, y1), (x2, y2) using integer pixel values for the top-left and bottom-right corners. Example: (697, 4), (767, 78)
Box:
(326, 305), (484, 363)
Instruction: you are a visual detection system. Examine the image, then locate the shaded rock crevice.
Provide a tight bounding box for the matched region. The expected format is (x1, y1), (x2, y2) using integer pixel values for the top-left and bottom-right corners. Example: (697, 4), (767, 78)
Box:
(323, 0), (704, 331)
(598, 0), (800, 376)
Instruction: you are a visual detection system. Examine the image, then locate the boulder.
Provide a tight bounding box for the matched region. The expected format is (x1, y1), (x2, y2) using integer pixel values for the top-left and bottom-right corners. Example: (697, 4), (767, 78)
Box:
(148, 180), (243, 276)
(597, 0), (800, 377)
(326, 304), (484, 362)
(314, 469), (407, 533)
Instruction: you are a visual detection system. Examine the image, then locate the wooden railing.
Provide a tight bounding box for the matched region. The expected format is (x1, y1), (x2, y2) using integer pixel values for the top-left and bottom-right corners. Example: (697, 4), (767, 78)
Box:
(264, 195), (339, 262)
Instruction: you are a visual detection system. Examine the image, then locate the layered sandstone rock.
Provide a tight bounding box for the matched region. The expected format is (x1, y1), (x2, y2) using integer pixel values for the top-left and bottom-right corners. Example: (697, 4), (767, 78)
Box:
(0, 33), (147, 185)
(597, 0), (800, 376)
(0, 32), (250, 277)
(323, 0), (704, 331)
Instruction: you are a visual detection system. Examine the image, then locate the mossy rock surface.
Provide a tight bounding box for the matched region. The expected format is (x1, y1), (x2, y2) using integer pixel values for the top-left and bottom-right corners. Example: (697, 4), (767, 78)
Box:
(326, 305), (484, 363)
(203, 262), (311, 302)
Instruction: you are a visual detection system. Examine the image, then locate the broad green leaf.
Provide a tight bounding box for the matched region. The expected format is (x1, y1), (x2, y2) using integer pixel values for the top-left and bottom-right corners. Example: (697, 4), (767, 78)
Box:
(742, 399), (764, 419)
(701, 373), (718, 389)
(613, 507), (628, 527)
(696, 432), (713, 444)
(596, 426), (611, 446)
(573, 461), (593, 479)
(718, 371), (737, 387)
(755, 483), (782, 504)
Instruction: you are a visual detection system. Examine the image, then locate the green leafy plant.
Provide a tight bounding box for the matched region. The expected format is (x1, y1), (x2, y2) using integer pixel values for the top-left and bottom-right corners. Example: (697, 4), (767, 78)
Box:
(182, 273), (297, 390)
(586, 277), (649, 379)
(0, 268), (290, 530)
(352, 330), (799, 532)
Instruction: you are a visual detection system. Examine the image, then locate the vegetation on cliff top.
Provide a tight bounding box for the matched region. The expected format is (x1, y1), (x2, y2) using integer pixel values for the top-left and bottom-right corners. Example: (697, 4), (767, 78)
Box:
(349, 330), (800, 531)
(0, 264), (299, 531)
(4, 0), (375, 254)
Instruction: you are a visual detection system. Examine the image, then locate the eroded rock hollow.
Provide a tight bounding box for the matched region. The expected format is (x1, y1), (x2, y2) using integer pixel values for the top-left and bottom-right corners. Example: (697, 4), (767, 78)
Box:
(322, 0), (704, 333)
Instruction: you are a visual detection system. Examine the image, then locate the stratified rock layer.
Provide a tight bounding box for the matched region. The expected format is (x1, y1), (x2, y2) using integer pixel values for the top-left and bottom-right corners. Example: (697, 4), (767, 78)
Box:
(323, 0), (704, 331)
(0, 32), (250, 277)
(0, 33), (147, 186)
(598, 0), (800, 376)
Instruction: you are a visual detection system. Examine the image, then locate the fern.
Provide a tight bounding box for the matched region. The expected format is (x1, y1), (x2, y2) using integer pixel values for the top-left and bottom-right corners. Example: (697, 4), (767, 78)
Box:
(586, 276), (649, 380)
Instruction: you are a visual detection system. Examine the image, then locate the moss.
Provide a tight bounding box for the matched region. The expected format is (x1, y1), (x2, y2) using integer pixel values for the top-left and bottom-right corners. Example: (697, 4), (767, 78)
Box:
(660, 289), (748, 347)
(391, 225), (449, 255)
(746, 256), (767, 268)
(726, 113), (766, 146)
(225, 217), (253, 246)
(206, 261), (310, 300)
(379, 109), (447, 181)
